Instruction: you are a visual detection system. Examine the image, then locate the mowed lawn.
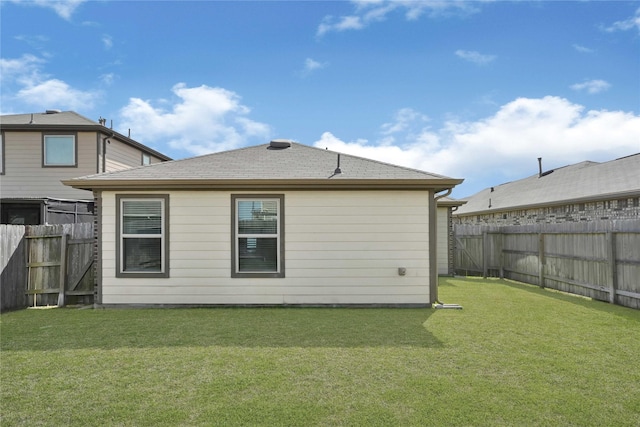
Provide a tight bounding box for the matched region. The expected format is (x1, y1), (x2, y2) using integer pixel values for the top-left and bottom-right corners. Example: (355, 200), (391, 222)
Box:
(2, 277), (639, 426)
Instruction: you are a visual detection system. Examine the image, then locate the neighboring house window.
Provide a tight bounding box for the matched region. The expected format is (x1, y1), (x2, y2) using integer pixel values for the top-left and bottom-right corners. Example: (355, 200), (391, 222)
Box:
(43, 134), (76, 166)
(232, 195), (284, 278)
(116, 195), (169, 278)
(142, 153), (151, 165)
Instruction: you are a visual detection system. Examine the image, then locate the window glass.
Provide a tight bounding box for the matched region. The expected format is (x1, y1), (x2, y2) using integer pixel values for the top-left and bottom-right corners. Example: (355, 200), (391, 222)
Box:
(123, 238), (162, 272)
(44, 135), (75, 166)
(238, 237), (278, 272)
(142, 153), (151, 165)
(237, 200), (278, 234)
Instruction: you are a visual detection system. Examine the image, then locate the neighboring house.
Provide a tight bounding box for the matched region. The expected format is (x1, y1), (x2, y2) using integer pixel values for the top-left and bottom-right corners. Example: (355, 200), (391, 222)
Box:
(454, 154), (640, 226)
(0, 110), (171, 225)
(64, 140), (463, 307)
(437, 197), (466, 275)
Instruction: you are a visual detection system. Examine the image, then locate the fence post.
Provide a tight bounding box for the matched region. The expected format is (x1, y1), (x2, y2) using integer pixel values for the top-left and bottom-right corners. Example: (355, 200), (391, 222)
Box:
(57, 234), (68, 307)
(499, 232), (505, 279)
(538, 233), (545, 288)
(482, 231), (488, 278)
(607, 231), (617, 305)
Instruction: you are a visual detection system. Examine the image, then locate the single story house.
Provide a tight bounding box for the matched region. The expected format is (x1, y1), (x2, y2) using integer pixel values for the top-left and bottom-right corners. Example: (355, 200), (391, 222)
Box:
(454, 153), (640, 226)
(64, 140), (463, 307)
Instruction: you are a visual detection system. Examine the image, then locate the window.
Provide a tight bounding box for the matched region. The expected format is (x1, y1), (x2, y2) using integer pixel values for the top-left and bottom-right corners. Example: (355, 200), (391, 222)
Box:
(116, 195), (169, 278)
(0, 202), (41, 225)
(43, 134), (76, 166)
(232, 195), (284, 278)
(142, 153), (151, 166)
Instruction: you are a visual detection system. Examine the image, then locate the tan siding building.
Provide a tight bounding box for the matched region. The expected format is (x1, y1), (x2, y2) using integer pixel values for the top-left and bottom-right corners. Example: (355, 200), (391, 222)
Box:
(65, 141), (463, 307)
(99, 190), (432, 305)
(0, 111), (171, 224)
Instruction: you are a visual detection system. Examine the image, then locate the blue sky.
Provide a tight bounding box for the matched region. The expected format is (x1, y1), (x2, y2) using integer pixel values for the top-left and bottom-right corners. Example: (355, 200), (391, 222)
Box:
(1, 0), (639, 197)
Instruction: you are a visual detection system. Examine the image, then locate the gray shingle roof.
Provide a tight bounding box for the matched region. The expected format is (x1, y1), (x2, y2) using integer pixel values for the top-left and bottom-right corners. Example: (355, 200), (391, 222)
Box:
(455, 153), (640, 216)
(0, 111), (97, 126)
(64, 142), (463, 191)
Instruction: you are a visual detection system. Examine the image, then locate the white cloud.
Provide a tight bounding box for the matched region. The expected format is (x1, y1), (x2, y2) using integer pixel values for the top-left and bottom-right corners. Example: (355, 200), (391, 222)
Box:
(603, 7), (640, 34)
(314, 96), (640, 197)
(17, 79), (99, 110)
(455, 49), (496, 65)
(118, 83), (271, 155)
(100, 73), (115, 85)
(380, 108), (429, 136)
(317, 0), (477, 36)
(8, 0), (86, 20)
(573, 43), (595, 53)
(0, 54), (44, 83)
(1, 54), (100, 110)
(102, 34), (113, 50)
(570, 79), (611, 94)
(572, 44), (594, 53)
(301, 58), (328, 75)
(305, 58), (323, 71)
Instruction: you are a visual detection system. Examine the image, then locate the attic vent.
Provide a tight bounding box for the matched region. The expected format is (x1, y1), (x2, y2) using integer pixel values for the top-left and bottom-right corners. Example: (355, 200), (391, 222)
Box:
(269, 139), (292, 149)
(45, 109), (62, 114)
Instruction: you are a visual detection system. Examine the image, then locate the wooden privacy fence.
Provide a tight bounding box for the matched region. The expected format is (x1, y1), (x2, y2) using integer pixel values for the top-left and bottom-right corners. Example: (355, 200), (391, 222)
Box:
(1, 223), (94, 312)
(454, 220), (640, 309)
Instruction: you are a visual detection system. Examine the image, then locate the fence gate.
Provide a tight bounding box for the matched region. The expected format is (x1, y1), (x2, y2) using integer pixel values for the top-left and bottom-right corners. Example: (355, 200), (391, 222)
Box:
(26, 228), (94, 307)
(454, 235), (483, 275)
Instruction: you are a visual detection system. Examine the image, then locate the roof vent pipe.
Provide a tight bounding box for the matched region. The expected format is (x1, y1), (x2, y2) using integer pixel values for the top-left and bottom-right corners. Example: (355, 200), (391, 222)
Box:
(538, 157), (542, 178)
(334, 154), (342, 174)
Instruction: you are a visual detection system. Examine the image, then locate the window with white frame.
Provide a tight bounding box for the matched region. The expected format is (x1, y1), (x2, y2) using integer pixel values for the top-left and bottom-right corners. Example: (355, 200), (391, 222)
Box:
(43, 134), (76, 166)
(232, 195), (284, 278)
(142, 153), (151, 165)
(116, 195), (169, 278)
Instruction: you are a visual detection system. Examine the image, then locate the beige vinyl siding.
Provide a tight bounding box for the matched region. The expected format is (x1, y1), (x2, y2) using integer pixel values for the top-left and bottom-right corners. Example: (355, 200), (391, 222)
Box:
(104, 138), (163, 171)
(436, 207), (449, 275)
(100, 190), (432, 305)
(0, 131), (96, 199)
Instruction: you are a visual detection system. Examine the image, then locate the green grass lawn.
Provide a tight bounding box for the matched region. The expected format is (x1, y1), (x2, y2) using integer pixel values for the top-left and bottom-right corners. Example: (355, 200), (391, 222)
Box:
(2, 277), (639, 426)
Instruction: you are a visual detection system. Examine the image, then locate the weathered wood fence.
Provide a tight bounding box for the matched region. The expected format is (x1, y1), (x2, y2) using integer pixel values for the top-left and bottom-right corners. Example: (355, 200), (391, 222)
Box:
(454, 220), (640, 309)
(1, 223), (94, 312)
